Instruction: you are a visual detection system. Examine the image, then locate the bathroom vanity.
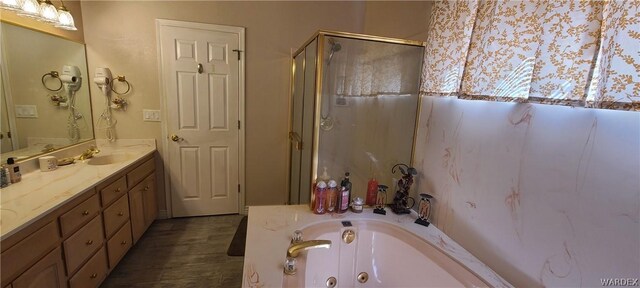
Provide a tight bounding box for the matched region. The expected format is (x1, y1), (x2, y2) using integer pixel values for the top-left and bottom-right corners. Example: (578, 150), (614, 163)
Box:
(0, 140), (157, 288)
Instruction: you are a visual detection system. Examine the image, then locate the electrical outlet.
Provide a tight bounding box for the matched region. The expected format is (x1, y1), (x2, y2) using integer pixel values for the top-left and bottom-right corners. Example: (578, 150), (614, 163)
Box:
(143, 109), (161, 122)
(15, 105), (38, 118)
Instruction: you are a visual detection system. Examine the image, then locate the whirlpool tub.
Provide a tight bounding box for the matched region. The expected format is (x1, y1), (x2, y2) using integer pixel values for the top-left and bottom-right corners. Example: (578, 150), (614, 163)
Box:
(242, 205), (512, 288)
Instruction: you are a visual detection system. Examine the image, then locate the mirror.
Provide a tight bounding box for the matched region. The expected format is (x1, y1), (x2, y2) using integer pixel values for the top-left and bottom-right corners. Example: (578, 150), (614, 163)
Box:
(0, 22), (93, 163)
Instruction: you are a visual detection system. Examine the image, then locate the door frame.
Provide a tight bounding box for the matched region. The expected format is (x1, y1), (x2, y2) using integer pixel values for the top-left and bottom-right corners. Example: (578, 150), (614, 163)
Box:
(156, 19), (246, 217)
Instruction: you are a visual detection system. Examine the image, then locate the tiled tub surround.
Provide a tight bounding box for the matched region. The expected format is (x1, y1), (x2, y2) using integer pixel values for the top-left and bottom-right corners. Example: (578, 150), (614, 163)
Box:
(412, 97), (640, 286)
(243, 205), (511, 287)
(0, 139), (156, 240)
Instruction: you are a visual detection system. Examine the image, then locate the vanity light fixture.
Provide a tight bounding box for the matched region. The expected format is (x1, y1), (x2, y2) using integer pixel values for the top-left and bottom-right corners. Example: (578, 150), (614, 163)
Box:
(2, 0), (76, 31)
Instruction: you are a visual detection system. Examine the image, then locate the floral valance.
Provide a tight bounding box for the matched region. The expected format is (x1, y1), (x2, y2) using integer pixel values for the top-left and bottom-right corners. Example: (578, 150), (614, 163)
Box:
(420, 0), (640, 111)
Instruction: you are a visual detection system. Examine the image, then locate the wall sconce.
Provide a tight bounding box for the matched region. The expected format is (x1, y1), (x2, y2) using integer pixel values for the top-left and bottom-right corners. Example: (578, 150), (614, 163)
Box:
(1, 0), (77, 31)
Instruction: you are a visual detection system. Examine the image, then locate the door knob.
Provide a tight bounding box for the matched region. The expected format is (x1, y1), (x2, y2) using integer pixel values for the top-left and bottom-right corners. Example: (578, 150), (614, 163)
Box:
(170, 134), (183, 142)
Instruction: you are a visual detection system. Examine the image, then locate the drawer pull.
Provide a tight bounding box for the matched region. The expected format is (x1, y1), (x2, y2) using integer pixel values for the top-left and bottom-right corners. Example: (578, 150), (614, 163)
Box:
(86, 239), (94, 245)
(115, 188), (121, 193)
(90, 273), (98, 279)
(82, 210), (89, 216)
(118, 211), (124, 216)
(121, 240), (127, 245)
(144, 185), (150, 191)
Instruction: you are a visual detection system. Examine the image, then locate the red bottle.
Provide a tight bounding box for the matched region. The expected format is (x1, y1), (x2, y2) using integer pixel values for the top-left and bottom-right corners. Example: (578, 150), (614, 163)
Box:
(366, 177), (378, 206)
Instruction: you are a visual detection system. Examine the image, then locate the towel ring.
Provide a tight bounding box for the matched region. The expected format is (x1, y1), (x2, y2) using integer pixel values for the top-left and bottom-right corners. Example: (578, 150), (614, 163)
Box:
(42, 71), (63, 92)
(111, 75), (131, 95)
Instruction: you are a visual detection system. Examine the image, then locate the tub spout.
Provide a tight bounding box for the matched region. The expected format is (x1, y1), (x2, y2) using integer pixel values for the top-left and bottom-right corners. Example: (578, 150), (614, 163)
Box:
(286, 239), (331, 258)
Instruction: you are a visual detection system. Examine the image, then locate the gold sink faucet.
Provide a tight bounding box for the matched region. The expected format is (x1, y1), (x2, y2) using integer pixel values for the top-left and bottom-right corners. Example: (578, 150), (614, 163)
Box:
(78, 145), (100, 160)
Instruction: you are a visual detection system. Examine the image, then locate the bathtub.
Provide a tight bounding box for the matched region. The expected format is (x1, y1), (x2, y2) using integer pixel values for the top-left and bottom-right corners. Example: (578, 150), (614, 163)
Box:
(243, 205), (512, 288)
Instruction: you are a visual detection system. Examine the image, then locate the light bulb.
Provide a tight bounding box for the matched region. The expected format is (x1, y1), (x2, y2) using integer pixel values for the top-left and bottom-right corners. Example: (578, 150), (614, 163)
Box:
(0, 0), (23, 11)
(17, 0), (40, 19)
(55, 6), (76, 30)
(38, 0), (58, 23)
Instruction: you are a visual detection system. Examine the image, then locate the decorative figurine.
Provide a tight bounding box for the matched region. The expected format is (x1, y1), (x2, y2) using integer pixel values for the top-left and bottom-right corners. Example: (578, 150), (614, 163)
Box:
(390, 163), (417, 214)
(414, 193), (434, 227)
(373, 184), (388, 215)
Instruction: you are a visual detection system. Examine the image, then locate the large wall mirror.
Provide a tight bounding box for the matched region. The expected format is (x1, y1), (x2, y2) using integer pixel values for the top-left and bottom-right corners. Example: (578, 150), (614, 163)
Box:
(1, 22), (93, 163)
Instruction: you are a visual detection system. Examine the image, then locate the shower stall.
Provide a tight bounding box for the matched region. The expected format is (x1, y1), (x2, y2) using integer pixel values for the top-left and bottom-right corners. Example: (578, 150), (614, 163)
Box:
(288, 31), (425, 205)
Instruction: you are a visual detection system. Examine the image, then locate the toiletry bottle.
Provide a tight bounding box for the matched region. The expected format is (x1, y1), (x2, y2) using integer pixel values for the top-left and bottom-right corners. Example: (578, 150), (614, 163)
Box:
(337, 172), (352, 213)
(311, 167), (332, 210)
(313, 181), (327, 214)
(352, 197), (364, 213)
(326, 180), (338, 213)
(366, 176), (378, 206)
(6, 157), (21, 183)
(0, 166), (9, 188)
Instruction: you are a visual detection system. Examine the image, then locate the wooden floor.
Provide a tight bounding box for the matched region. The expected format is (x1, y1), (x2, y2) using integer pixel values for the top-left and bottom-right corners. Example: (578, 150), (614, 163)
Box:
(101, 214), (245, 288)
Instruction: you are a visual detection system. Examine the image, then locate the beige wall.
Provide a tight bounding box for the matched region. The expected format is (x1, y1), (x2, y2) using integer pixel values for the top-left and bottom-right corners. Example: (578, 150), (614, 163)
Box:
(80, 1), (369, 211)
(0, 0), (84, 43)
(363, 1), (432, 41)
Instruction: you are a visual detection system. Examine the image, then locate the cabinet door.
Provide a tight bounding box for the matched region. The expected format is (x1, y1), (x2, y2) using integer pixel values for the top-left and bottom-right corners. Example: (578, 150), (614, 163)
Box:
(12, 247), (67, 288)
(128, 187), (145, 244)
(143, 174), (158, 228)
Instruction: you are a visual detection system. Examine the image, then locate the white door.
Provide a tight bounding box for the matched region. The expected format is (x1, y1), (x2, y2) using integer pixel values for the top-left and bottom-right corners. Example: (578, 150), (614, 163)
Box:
(158, 20), (245, 217)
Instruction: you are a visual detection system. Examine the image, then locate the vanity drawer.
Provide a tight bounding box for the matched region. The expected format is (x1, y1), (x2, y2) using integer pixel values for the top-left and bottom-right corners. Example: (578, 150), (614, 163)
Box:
(106, 221), (132, 268)
(60, 193), (100, 237)
(69, 246), (108, 288)
(63, 215), (104, 274)
(102, 194), (130, 238)
(127, 157), (154, 188)
(99, 176), (127, 207)
(0, 221), (59, 285)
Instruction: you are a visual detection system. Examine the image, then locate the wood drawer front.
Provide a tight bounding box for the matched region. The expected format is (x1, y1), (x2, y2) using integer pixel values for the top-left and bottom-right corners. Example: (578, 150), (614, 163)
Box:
(1, 221), (59, 285)
(12, 247), (67, 288)
(127, 157), (154, 188)
(102, 194), (130, 238)
(106, 221), (132, 268)
(99, 176), (127, 207)
(63, 215), (104, 274)
(68, 246), (107, 288)
(59, 194), (100, 237)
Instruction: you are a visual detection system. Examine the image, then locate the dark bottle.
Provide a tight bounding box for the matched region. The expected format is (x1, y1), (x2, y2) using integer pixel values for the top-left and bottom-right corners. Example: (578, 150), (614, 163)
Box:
(337, 172), (352, 213)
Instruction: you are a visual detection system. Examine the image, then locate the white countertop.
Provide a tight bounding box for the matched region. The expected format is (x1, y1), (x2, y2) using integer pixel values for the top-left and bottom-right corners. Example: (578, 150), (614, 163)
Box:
(243, 205), (512, 288)
(0, 139), (156, 241)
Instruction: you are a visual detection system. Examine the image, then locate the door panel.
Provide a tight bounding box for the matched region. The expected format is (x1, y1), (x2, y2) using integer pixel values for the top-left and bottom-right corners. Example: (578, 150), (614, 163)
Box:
(160, 22), (242, 217)
(288, 53), (305, 204)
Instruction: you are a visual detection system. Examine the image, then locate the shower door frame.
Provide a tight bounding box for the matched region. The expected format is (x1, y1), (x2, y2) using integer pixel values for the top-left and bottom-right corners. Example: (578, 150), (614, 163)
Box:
(287, 30), (426, 205)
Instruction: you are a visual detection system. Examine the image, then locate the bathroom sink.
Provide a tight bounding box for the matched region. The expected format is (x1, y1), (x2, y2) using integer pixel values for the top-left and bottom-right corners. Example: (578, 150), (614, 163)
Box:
(87, 153), (133, 166)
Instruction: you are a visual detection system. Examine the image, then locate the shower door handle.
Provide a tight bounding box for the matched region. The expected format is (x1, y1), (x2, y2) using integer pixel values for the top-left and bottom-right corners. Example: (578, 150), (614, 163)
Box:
(289, 131), (302, 150)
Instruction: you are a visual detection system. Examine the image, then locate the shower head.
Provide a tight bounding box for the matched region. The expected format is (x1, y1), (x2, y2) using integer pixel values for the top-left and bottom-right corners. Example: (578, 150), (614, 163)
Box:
(327, 38), (342, 64)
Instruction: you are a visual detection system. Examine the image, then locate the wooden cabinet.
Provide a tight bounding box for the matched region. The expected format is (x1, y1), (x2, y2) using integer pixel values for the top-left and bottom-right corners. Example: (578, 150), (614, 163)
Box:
(128, 159), (157, 244)
(106, 222), (133, 267)
(102, 194), (130, 238)
(59, 194), (100, 237)
(0, 154), (158, 288)
(99, 176), (127, 207)
(12, 247), (66, 288)
(0, 221), (60, 285)
(63, 215), (104, 274)
(68, 247), (108, 288)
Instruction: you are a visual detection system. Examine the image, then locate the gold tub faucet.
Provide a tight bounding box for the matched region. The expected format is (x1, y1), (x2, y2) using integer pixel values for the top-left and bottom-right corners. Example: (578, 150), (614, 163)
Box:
(286, 239), (331, 258)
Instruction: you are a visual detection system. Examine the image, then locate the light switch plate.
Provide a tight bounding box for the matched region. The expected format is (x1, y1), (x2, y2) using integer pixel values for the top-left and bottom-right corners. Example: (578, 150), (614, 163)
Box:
(143, 109), (160, 122)
(15, 105), (38, 118)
